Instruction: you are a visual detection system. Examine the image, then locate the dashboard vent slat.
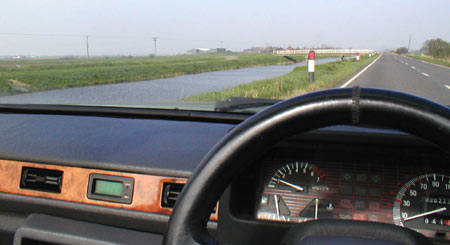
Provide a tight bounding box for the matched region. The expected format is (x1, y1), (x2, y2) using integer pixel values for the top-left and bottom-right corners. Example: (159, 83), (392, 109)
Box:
(20, 167), (63, 193)
(161, 183), (184, 208)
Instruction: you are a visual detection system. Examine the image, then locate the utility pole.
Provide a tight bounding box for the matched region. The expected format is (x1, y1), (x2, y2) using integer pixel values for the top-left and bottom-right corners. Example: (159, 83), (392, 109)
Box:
(407, 34), (412, 53)
(220, 40), (223, 49)
(152, 37), (159, 56)
(85, 35), (90, 59)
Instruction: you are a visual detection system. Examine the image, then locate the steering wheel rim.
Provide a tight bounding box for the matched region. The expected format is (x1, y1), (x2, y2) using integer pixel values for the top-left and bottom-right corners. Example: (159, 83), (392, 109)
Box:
(164, 87), (450, 244)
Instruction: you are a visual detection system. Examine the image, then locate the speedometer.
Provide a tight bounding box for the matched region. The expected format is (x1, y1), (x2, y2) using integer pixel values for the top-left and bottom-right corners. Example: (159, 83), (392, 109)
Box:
(393, 173), (450, 232)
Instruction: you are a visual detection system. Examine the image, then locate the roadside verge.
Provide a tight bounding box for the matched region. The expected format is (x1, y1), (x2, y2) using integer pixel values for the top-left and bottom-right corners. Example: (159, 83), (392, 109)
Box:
(183, 54), (379, 102)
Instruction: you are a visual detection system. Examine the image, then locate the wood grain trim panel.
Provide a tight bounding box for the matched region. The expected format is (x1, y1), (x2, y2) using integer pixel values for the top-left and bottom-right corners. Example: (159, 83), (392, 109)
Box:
(0, 159), (218, 221)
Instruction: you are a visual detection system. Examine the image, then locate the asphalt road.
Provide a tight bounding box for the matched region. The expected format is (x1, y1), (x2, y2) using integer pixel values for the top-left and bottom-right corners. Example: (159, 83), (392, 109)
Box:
(343, 53), (450, 105)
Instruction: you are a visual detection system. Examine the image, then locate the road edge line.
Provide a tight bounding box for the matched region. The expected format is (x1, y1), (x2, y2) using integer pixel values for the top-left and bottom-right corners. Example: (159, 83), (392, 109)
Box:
(340, 54), (382, 88)
(402, 54), (450, 70)
(418, 59), (450, 70)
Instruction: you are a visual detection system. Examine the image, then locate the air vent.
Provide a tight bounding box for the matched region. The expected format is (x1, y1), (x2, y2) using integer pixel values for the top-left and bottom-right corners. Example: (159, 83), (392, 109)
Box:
(20, 167), (63, 193)
(161, 183), (184, 208)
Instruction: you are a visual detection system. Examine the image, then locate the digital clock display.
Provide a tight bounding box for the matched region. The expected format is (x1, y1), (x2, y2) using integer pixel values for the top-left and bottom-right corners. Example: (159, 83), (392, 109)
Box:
(87, 174), (134, 204)
(93, 179), (123, 197)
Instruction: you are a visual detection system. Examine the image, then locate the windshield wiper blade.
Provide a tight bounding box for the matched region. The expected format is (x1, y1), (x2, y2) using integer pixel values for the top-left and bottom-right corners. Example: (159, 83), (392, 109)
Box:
(214, 97), (281, 112)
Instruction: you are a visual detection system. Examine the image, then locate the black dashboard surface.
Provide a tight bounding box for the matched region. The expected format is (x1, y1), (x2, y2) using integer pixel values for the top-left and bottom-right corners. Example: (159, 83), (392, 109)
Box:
(0, 113), (234, 177)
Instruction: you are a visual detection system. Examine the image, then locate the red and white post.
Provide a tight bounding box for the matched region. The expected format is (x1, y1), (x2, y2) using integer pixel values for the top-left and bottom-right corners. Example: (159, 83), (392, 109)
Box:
(308, 51), (315, 83)
(356, 52), (360, 61)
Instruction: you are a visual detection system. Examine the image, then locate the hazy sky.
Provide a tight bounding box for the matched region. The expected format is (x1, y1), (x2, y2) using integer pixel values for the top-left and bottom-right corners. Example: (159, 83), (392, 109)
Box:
(1, 0), (449, 56)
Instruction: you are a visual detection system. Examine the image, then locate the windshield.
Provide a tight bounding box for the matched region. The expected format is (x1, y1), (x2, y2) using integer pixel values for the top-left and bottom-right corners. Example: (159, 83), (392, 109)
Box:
(1, 1), (449, 112)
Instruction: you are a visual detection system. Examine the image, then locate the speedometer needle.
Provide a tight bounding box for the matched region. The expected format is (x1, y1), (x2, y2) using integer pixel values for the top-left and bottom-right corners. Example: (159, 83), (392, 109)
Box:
(278, 179), (304, 191)
(404, 207), (447, 221)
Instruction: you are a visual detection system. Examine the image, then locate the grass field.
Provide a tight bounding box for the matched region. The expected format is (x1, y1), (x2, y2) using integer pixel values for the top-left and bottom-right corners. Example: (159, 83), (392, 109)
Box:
(405, 54), (450, 67)
(0, 53), (304, 96)
(183, 55), (378, 102)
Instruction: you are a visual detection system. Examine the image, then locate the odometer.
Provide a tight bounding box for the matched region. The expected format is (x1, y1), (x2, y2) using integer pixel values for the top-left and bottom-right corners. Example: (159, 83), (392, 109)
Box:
(393, 174), (450, 232)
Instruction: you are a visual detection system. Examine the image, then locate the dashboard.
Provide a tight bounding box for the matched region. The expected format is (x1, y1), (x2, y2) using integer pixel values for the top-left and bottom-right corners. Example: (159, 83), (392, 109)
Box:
(0, 108), (449, 244)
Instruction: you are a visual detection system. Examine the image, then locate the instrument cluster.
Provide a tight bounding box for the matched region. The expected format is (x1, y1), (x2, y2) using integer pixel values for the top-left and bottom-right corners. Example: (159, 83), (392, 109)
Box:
(256, 159), (450, 238)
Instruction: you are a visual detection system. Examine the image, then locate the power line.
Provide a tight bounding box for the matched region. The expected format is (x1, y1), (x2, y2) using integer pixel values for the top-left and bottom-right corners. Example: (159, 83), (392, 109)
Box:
(0, 32), (269, 45)
(0, 32), (83, 37)
(0, 31), (279, 56)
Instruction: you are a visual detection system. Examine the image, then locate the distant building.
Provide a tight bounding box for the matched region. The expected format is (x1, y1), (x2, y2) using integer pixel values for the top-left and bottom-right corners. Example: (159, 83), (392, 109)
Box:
(210, 48), (226, 53)
(244, 46), (282, 53)
(187, 48), (210, 54)
(187, 48), (226, 54)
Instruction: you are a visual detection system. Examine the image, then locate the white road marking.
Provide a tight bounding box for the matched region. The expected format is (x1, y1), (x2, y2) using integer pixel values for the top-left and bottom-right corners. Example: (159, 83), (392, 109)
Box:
(405, 62), (408, 65)
(421, 72), (430, 77)
(411, 66), (416, 69)
(340, 55), (382, 88)
(445, 85), (450, 90)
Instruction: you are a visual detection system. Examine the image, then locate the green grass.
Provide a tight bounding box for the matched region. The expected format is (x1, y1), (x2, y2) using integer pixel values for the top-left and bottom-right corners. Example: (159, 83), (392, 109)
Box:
(183, 55), (378, 102)
(405, 54), (450, 67)
(0, 53), (305, 96)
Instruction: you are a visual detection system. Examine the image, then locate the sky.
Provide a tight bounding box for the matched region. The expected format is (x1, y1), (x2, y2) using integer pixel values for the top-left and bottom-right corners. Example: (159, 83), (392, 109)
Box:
(0, 0), (449, 56)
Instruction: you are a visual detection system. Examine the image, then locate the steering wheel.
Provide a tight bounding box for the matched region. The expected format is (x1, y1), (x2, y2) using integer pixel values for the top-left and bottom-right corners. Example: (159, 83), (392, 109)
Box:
(164, 87), (450, 245)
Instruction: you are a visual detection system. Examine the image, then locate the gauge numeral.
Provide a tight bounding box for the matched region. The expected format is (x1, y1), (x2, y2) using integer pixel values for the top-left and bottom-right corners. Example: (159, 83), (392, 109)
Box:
(446, 184), (450, 190)
(402, 200), (410, 207)
(402, 212), (408, 219)
(420, 183), (427, 190)
(409, 190), (417, 196)
(432, 181), (440, 188)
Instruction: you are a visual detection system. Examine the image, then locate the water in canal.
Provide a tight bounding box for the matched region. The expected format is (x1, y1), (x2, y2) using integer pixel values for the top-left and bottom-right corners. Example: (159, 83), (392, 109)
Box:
(0, 58), (338, 105)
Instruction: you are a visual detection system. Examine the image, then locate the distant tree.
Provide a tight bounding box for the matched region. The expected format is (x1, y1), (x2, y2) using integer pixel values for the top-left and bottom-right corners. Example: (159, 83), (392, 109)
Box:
(421, 38), (450, 58)
(395, 47), (408, 54)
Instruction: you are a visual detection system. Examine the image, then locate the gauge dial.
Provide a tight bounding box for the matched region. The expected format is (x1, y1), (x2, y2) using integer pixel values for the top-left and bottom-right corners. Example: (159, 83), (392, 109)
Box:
(393, 174), (450, 232)
(257, 162), (331, 222)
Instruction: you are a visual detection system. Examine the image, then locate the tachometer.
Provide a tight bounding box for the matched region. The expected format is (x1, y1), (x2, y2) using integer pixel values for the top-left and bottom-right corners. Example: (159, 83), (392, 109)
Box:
(257, 162), (331, 222)
(393, 173), (450, 232)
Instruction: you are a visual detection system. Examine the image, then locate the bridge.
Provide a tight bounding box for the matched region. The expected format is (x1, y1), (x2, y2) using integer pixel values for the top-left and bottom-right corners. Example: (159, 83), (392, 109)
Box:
(274, 49), (376, 56)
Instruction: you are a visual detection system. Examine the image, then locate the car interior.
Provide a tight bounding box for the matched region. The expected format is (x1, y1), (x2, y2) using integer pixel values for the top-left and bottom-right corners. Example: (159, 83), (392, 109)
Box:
(0, 87), (449, 244)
